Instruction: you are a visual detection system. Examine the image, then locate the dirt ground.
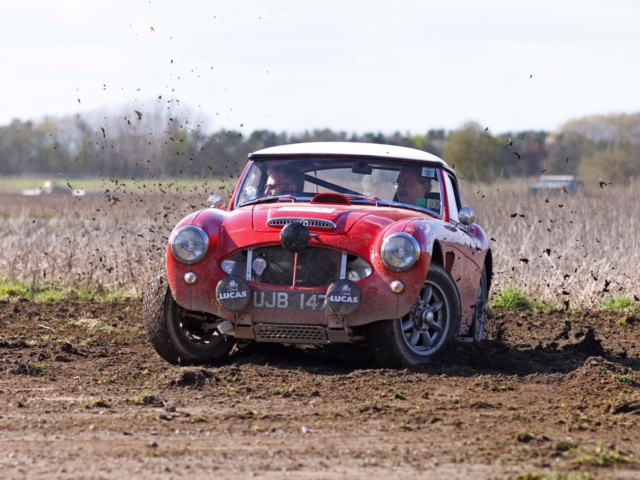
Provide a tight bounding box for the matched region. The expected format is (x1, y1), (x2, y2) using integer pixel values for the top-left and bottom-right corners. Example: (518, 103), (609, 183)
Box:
(1, 300), (639, 480)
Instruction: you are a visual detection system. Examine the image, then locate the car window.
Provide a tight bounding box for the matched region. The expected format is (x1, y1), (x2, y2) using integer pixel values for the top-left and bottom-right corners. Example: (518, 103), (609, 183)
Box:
(237, 164), (264, 204)
(236, 157), (444, 216)
(444, 172), (461, 222)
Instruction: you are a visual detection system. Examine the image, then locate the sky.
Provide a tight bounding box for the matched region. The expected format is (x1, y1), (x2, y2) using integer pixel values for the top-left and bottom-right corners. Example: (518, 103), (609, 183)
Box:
(2, 0), (639, 136)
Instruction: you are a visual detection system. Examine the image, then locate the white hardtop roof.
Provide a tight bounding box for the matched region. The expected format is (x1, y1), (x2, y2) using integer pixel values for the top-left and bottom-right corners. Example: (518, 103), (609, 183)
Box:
(250, 142), (449, 167)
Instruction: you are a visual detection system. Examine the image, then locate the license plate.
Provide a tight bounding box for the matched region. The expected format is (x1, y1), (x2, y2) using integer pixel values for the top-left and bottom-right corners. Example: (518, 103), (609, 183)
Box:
(252, 291), (326, 311)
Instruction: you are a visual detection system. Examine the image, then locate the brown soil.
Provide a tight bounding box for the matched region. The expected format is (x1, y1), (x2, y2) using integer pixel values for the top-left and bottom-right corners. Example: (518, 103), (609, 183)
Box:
(1, 300), (639, 479)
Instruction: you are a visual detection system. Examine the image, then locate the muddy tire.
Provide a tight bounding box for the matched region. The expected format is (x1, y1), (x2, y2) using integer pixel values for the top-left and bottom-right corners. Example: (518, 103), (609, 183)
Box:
(143, 268), (235, 365)
(367, 264), (461, 367)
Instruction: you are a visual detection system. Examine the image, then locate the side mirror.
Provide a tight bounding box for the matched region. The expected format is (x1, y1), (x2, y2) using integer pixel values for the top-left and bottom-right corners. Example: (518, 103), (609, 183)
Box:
(458, 207), (475, 226)
(207, 194), (225, 209)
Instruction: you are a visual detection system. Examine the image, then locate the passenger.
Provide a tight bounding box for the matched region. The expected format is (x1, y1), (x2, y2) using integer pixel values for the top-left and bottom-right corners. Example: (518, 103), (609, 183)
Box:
(394, 166), (432, 206)
(264, 165), (305, 195)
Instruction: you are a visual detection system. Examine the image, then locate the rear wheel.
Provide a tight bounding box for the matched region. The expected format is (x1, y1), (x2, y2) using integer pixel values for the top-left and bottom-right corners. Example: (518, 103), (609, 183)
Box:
(143, 268), (235, 365)
(367, 264), (461, 367)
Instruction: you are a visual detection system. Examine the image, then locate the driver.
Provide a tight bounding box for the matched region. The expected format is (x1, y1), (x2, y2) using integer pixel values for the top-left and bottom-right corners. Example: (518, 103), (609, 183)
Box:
(394, 166), (432, 206)
(264, 165), (305, 195)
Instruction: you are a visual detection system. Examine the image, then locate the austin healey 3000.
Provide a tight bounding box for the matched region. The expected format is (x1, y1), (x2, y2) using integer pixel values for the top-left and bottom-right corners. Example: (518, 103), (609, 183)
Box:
(144, 142), (492, 367)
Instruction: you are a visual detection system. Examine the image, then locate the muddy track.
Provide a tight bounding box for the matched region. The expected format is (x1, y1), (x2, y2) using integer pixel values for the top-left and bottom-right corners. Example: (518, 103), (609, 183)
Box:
(1, 300), (639, 479)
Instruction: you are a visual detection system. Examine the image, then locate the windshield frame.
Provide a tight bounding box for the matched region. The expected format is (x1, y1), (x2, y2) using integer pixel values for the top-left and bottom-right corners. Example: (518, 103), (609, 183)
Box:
(230, 156), (445, 217)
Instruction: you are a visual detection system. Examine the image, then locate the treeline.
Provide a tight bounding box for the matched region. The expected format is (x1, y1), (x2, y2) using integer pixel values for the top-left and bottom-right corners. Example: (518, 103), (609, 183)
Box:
(1, 100), (639, 186)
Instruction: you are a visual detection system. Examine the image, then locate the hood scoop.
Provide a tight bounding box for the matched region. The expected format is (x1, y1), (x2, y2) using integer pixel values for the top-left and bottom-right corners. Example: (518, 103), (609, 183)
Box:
(252, 204), (375, 233)
(267, 218), (336, 230)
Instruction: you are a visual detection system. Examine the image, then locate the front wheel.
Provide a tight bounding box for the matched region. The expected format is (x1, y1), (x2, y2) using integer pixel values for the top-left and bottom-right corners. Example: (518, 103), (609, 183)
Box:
(143, 268), (235, 365)
(367, 264), (461, 367)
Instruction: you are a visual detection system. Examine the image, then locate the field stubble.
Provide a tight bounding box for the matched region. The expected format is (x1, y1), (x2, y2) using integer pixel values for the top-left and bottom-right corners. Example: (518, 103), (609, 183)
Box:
(466, 184), (639, 307)
(0, 183), (638, 307)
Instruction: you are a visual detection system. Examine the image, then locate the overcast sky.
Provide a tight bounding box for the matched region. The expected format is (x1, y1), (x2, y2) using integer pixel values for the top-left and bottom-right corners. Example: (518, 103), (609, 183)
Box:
(2, 0), (639, 135)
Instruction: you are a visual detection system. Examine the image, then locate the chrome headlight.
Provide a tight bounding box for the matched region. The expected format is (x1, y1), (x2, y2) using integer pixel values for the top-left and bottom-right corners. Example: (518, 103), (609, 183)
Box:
(381, 233), (420, 271)
(170, 226), (209, 264)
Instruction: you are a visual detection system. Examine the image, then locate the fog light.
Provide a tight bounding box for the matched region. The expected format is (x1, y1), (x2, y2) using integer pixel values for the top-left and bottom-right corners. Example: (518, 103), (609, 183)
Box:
(184, 272), (198, 285)
(390, 280), (405, 294)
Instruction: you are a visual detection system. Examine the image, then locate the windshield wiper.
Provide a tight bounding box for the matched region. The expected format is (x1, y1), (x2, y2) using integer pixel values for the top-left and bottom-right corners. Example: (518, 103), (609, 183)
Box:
(241, 195), (298, 207)
(342, 193), (381, 205)
(386, 200), (441, 217)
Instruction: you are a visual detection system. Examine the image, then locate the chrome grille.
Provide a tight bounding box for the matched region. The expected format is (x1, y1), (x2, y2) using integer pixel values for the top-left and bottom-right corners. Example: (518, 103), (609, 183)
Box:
(267, 218), (336, 229)
(221, 247), (372, 287)
(254, 325), (328, 344)
(254, 247), (342, 286)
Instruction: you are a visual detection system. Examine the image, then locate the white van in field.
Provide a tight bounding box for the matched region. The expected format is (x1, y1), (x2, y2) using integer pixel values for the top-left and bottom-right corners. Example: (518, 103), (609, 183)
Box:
(530, 175), (582, 195)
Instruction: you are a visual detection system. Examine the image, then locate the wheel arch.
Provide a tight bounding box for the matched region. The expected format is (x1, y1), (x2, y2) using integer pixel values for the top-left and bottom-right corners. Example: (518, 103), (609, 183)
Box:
(484, 248), (493, 292)
(430, 240), (444, 269)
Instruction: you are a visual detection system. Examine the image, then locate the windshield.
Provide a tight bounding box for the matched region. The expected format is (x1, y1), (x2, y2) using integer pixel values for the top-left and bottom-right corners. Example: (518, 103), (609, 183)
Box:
(234, 156), (443, 215)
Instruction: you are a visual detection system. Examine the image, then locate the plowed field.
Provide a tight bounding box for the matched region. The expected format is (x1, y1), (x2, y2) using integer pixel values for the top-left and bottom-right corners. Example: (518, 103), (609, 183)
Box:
(1, 300), (639, 479)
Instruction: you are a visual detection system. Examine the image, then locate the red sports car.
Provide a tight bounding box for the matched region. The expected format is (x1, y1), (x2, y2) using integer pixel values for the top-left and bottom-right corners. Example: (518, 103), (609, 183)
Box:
(144, 142), (492, 367)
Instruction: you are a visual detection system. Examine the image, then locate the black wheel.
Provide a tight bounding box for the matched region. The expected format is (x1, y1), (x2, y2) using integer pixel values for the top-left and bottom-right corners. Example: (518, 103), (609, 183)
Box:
(143, 268), (235, 365)
(367, 264), (461, 367)
(470, 265), (489, 342)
